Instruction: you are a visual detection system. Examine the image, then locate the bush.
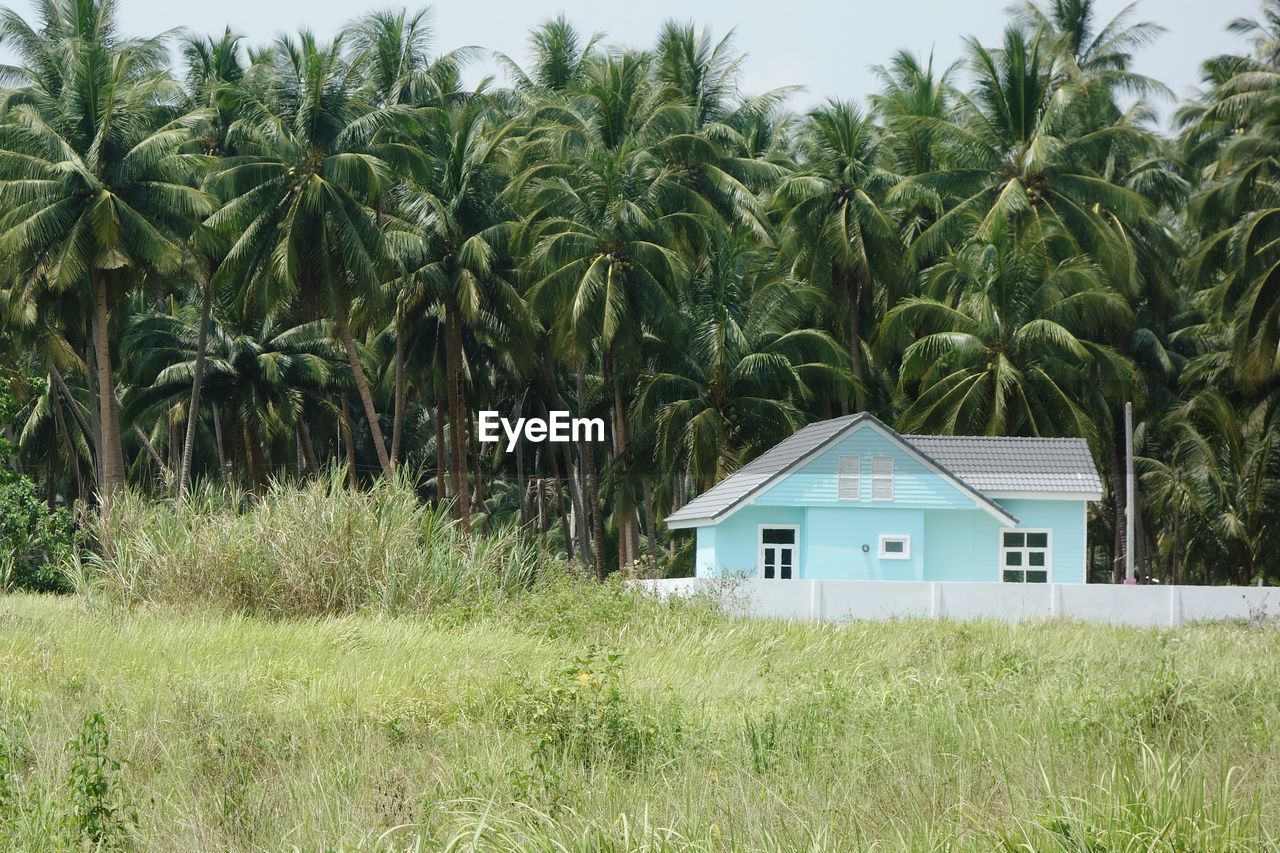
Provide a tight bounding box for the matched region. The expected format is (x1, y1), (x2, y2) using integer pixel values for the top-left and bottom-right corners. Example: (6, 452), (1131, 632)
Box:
(512, 647), (678, 785)
(0, 379), (73, 594)
(0, 474), (74, 594)
(62, 712), (135, 849)
(80, 471), (552, 616)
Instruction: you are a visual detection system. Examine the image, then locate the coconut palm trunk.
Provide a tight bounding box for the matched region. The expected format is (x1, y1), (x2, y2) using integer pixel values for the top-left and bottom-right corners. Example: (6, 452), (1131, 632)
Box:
(339, 392), (358, 488)
(444, 306), (471, 527)
(845, 268), (864, 386)
(606, 345), (639, 568)
(1110, 417), (1127, 583)
(577, 368), (605, 580)
(51, 368), (94, 475)
(91, 273), (125, 504)
(178, 277), (213, 496)
(49, 374), (84, 502)
(336, 312), (393, 478)
(540, 357), (591, 566)
(390, 311), (407, 467)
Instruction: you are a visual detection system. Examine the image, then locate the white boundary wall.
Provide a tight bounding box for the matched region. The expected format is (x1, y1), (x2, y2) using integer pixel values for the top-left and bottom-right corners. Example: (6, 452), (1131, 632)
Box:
(635, 578), (1280, 628)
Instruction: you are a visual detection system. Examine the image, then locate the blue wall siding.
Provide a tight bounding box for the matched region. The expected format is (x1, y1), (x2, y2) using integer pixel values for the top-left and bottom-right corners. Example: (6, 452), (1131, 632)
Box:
(695, 505), (805, 577)
(755, 425), (979, 510)
(922, 510), (1001, 581)
(694, 526), (716, 578)
(804, 507), (923, 580)
(996, 499), (1089, 584)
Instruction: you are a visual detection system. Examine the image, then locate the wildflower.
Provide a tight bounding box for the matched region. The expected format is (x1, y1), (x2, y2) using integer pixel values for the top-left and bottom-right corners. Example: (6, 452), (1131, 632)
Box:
(577, 672), (594, 686)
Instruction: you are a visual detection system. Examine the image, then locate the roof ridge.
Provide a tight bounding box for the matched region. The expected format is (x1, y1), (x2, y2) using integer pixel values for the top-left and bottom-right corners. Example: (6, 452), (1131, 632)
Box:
(904, 434), (1089, 441)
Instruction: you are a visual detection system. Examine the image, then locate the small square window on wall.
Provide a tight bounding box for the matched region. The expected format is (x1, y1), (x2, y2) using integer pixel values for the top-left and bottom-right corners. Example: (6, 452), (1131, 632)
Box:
(871, 456), (894, 501)
(879, 535), (910, 559)
(1001, 529), (1051, 583)
(838, 455), (860, 500)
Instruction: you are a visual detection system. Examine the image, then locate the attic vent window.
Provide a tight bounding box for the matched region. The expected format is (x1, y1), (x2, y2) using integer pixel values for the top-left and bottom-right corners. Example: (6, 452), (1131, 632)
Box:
(838, 456), (860, 501)
(871, 456), (894, 501)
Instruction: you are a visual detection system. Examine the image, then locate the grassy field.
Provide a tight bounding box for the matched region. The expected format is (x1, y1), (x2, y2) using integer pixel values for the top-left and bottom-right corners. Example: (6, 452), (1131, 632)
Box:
(2, 585), (1279, 851)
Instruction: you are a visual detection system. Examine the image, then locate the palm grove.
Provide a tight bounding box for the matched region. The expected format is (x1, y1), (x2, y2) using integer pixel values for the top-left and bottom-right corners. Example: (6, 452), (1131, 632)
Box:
(3, 0), (1280, 585)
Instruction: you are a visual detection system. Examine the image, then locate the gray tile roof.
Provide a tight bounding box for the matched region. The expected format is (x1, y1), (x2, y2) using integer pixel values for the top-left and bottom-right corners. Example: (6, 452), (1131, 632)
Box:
(665, 413), (1102, 527)
(666, 415), (861, 524)
(901, 434), (1103, 496)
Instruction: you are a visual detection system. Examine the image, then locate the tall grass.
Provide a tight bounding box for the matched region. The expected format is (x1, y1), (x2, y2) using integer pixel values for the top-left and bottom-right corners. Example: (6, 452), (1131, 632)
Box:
(75, 471), (551, 616)
(11, 480), (1279, 848)
(1, 595), (1277, 850)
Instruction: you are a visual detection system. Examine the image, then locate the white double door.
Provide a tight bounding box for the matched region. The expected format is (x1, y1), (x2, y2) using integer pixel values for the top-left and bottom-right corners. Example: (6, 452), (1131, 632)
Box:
(760, 527), (797, 580)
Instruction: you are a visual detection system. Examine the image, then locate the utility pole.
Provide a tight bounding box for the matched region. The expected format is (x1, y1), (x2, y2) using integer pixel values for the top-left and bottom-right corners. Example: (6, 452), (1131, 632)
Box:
(1124, 401), (1136, 585)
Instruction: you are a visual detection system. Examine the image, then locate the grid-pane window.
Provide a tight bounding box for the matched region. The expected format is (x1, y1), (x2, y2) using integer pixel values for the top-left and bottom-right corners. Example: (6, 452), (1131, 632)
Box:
(871, 456), (894, 501)
(1001, 530), (1051, 583)
(838, 456), (861, 501)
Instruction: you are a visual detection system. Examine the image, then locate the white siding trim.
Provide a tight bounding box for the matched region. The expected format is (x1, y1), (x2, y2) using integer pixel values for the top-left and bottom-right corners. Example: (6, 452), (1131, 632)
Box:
(679, 416), (1019, 528)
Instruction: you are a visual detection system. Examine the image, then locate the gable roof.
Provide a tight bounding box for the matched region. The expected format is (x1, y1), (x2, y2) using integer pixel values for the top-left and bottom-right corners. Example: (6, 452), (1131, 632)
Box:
(665, 413), (1102, 529)
(665, 415), (863, 527)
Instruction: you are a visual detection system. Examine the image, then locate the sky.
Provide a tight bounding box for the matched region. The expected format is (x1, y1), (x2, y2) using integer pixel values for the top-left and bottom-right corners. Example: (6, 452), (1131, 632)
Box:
(89, 0), (1271, 118)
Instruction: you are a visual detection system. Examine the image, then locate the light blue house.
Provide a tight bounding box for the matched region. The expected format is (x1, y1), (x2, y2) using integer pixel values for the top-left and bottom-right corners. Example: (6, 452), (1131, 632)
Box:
(665, 413), (1103, 584)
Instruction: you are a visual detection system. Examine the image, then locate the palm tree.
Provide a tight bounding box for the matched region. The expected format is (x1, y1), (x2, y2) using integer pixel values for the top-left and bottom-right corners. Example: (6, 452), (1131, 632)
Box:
(495, 15), (600, 97)
(894, 27), (1155, 274)
(174, 27), (247, 497)
(1180, 3), (1280, 386)
(636, 227), (848, 492)
(394, 98), (529, 524)
(0, 0), (214, 504)
(774, 100), (900, 388)
(1012, 0), (1169, 96)
(882, 233), (1134, 439)
(206, 31), (423, 478)
(520, 49), (709, 569)
(1141, 390), (1280, 585)
(122, 307), (346, 491)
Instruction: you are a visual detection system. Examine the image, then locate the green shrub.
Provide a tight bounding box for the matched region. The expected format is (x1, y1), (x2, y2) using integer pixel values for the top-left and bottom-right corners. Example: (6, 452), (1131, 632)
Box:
(62, 712), (135, 849)
(81, 471), (550, 616)
(0, 472), (73, 595)
(0, 379), (73, 594)
(514, 647), (677, 783)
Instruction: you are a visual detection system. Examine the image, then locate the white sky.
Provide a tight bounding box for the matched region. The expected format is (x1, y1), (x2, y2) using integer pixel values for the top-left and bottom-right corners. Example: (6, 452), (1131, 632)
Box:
(64, 0), (1278, 118)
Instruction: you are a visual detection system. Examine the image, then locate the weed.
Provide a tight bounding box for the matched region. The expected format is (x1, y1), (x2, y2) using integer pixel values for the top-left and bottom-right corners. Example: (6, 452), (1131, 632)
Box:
(513, 647), (676, 794)
(63, 712), (135, 848)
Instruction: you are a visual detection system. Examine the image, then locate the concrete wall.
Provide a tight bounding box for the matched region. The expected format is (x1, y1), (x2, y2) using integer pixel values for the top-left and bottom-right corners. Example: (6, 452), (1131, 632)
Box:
(637, 578), (1280, 627)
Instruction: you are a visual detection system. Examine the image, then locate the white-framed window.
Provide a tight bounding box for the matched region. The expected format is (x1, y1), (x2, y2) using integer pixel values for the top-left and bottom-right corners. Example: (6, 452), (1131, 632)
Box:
(879, 535), (911, 560)
(838, 455), (861, 500)
(1001, 529), (1051, 583)
(758, 525), (799, 580)
(871, 456), (894, 501)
